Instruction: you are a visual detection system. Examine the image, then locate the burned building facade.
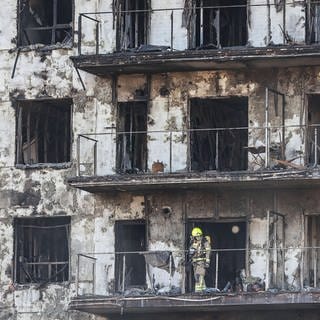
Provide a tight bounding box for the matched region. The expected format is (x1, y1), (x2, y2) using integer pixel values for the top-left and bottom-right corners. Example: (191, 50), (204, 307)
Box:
(1, 1), (320, 320)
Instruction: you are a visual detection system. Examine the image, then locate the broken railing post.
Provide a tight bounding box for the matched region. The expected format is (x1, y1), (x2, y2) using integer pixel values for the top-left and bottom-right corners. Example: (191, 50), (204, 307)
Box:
(300, 243), (304, 291)
(94, 140), (97, 176)
(92, 258), (96, 295)
(266, 210), (270, 290)
(76, 254), (80, 296)
(95, 21), (99, 55)
(314, 247), (317, 287)
(78, 14), (82, 55)
(265, 88), (270, 168)
(215, 251), (219, 289)
(169, 254), (172, 289)
(169, 131), (172, 173)
(314, 127), (318, 167)
(200, 0), (203, 45)
(215, 130), (219, 170)
(77, 135), (81, 176)
(217, 8), (221, 48)
(122, 254), (126, 293)
(170, 10), (173, 50)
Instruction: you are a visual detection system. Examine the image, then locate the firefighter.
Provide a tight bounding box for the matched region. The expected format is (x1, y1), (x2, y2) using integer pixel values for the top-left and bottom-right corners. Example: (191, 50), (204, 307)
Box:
(189, 227), (211, 292)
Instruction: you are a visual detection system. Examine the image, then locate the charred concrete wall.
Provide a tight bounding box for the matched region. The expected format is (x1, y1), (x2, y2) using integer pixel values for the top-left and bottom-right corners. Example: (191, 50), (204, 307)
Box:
(90, 186), (320, 295)
(0, 0), (320, 319)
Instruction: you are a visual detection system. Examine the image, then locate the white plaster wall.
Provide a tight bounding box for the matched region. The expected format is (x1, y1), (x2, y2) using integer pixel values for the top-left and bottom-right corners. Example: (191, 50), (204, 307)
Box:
(148, 241), (183, 289)
(0, 0), (16, 50)
(286, 3), (305, 44)
(248, 0), (305, 46)
(150, 0), (187, 50)
(248, 0), (269, 46)
(249, 218), (267, 280)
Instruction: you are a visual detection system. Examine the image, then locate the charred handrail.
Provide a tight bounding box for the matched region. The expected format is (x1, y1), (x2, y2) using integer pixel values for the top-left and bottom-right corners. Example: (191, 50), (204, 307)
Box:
(77, 135), (98, 176)
(76, 2), (307, 55)
(76, 253), (97, 296)
(76, 246), (320, 296)
(79, 2), (305, 16)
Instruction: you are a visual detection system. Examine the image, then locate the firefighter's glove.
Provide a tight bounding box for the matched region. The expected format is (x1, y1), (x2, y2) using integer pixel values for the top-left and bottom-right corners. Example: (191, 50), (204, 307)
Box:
(189, 248), (196, 256)
(205, 260), (210, 268)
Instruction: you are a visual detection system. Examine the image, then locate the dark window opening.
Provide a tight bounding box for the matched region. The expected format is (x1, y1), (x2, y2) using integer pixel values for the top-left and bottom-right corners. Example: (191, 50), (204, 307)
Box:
(115, 220), (146, 292)
(116, 101), (147, 173)
(117, 0), (149, 50)
(190, 97), (248, 171)
(16, 99), (72, 165)
(304, 215), (320, 288)
(307, 95), (320, 166)
(14, 216), (70, 284)
(307, 2), (320, 44)
(191, 0), (247, 48)
(186, 220), (246, 292)
(18, 0), (72, 46)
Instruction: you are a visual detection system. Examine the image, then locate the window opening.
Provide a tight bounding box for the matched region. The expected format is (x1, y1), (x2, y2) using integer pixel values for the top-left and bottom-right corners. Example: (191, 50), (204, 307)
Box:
(19, 0), (72, 46)
(116, 101), (147, 173)
(186, 220), (246, 292)
(190, 0), (247, 48)
(115, 220), (146, 292)
(304, 215), (320, 288)
(307, 95), (320, 166)
(190, 97), (248, 171)
(117, 0), (149, 50)
(307, 0), (320, 44)
(16, 99), (71, 165)
(14, 216), (70, 284)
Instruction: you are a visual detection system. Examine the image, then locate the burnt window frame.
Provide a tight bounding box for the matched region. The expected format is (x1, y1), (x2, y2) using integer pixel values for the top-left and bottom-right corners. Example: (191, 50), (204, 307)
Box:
(116, 100), (148, 174)
(303, 213), (320, 288)
(188, 96), (248, 172)
(15, 98), (72, 167)
(188, 0), (248, 49)
(17, 0), (74, 47)
(13, 216), (71, 285)
(114, 220), (147, 293)
(306, 0), (320, 44)
(185, 218), (247, 293)
(306, 94), (320, 166)
(115, 0), (150, 51)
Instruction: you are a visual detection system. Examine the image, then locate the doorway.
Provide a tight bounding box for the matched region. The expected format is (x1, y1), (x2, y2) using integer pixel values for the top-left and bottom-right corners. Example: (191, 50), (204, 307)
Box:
(115, 220), (146, 292)
(116, 101), (148, 173)
(307, 95), (320, 166)
(186, 220), (246, 292)
(190, 97), (248, 171)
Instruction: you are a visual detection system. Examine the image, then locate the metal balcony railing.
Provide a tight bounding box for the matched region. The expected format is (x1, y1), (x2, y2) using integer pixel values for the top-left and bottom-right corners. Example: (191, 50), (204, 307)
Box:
(76, 124), (320, 177)
(75, 246), (320, 297)
(77, 2), (320, 56)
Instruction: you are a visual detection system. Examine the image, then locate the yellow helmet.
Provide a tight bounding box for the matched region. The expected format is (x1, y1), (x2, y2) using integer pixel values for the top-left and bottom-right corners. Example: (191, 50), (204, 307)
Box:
(192, 227), (203, 237)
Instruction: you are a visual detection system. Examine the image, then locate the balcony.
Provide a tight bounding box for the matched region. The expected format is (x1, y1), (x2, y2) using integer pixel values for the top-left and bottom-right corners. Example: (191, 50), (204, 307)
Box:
(71, 2), (320, 76)
(69, 245), (320, 317)
(68, 123), (320, 193)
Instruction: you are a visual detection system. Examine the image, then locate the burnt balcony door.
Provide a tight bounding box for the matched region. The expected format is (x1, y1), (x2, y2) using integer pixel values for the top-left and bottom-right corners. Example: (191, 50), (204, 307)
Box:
(190, 97), (248, 172)
(307, 95), (320, 166)
(116, 101), (147, 174)
(190, 0), (247, 48)
(117, 0), (149, 50)
(186, 220), (246, 292)
(115, 220), (146, 292)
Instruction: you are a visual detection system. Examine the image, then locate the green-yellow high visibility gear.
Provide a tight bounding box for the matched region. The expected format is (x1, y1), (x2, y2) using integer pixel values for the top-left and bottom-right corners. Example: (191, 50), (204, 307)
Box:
(192, 227), (203, 237)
